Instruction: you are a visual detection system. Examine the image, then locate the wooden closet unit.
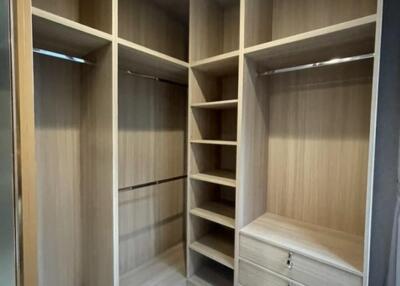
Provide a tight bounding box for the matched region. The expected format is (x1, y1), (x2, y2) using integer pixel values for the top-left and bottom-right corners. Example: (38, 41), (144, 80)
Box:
(13, 0), (385, 285)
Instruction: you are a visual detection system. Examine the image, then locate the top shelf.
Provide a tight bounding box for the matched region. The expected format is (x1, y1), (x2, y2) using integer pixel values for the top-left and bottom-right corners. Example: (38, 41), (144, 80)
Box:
(32, 7), (112, 57)
(240, 213), (364, 276)
(245, 15), (376, 70)
(118, 38), (188, 85)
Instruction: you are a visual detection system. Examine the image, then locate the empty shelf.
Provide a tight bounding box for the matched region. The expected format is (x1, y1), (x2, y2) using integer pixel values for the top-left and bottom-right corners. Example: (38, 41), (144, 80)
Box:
(191, 100), (238, 110)
(190, 170), (236, 187)
(32, 7), (112, 57)
(188, 261), (233, 286)
(240, 213), (364, 276)
(190, 201), (235, 229)
(118, 38), (188, 85)
(190, 230), (234, 269)
(190, 140), (237, 146)
(245, 15), (376, 70)
(191, 50), (239, 76)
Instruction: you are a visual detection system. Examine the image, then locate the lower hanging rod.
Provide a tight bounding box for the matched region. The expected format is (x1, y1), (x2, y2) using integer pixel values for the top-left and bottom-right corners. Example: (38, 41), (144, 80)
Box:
(119, 175), (187, 192)
(259, 53), (375, 76)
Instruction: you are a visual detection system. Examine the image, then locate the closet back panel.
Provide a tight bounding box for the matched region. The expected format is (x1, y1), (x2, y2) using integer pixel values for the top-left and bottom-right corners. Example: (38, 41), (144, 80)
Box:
(119, 0), (188, 61)
(34, 44), (114, 286)
(244, 0), (377, 47)
(118, 74), (187, 188)
(266, 61), (373, 236)
(32, 0), (112, 33)
(119, 179), (185, 276)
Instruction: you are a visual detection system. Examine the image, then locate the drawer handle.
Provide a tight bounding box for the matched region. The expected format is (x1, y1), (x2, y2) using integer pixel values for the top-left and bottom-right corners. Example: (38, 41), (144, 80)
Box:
(286, 252), (294, 269)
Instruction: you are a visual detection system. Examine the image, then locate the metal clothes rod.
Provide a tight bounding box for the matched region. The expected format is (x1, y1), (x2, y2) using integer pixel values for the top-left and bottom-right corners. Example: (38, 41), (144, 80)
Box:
(33, 48), (187, 87)
(259, 53), (375, 76)
(123, 69), (188, 87)
(118, 175), (187, 192)
(33, 48), (95, 65)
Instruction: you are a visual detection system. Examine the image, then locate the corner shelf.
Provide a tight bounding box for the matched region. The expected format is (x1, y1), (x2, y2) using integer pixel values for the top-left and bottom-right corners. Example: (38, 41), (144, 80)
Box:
(190, 170), (236, 188)
(190, 229), (235, 269)
(190, 201), (235, 229)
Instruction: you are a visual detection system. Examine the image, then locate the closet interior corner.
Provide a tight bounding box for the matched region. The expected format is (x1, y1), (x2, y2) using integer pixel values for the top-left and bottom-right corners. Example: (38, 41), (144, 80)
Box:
(19, 0), (383, 285)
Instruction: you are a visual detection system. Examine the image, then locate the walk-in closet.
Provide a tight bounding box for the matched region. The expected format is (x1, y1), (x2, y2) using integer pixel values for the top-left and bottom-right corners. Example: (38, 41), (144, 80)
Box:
(13, 0), (385, 285)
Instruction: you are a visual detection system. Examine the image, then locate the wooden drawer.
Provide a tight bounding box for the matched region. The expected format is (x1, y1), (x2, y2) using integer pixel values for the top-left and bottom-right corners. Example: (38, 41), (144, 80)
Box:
(240, 235), (362, 286)
(239, 259), (303, 286)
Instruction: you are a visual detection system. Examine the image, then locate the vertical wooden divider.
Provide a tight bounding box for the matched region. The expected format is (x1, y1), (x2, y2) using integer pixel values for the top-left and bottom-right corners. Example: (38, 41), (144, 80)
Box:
(112, 0), (119, 285)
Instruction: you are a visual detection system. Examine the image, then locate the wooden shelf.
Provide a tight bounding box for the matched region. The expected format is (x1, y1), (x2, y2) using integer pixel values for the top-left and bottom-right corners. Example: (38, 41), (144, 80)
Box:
(190, 140), (237, 146)
(245, 14), (376, 70)
(32, 7), (112, 57)
(190, 229), (235, 269)
(188, 261), (233, 286)
(191, 100), (238, 110)
(190, 170), (236, 188)
(190, 201), (235, 229)
(190, 51), (239, 76)
(240, 213), (364, 276)
(118, 38), (188, 85)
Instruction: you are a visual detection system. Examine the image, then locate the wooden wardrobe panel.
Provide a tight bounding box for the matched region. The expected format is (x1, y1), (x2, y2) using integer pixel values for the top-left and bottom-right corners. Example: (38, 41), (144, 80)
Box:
(119, 0), (188, 61)
(154, 83), (187, 180)
(118, 74), (156, 188)
(266, 60), (373, 236)
(119, 179), (185, 275)
(80, 45), (114, 286)
(34, 55), (82, 286)
(271, 0), (377, 40)
(118, 75), (187, 188)
(32, 0), (79, 22)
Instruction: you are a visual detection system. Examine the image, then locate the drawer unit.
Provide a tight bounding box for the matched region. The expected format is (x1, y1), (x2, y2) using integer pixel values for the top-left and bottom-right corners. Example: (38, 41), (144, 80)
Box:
(240, 234), (363, 286)
(239, 259), (304, 286)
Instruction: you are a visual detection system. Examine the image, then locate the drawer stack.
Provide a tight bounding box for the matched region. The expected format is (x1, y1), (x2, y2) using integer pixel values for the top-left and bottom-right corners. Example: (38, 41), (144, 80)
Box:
(238, 213), (364, 286)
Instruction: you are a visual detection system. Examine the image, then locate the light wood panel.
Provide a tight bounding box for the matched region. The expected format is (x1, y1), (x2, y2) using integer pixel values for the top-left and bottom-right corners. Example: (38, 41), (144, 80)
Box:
(244, 0), (377, 47)
(32, 0), (112, 33)
(118, 73), (186, 188)
(266, 60), (373, 235)
(190, 171), (236, 188)
(80, 44), (115, 286)
(34, 44), (115, 286)
(119, 0), (188, 61)
(34, 55), (82, 286)
(119, 180), (185, 276)
(32, 7), (112, 57)
(13, 0), (38, 284)
(188, 256), (234, 286)
(189, 0), (240, 61)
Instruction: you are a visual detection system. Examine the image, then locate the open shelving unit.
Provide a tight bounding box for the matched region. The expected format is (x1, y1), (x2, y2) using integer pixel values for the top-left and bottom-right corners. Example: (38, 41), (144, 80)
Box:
(15, 0), (384, 285)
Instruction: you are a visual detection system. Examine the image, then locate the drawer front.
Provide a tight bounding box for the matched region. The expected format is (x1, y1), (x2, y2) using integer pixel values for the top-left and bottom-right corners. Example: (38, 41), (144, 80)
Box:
(239, 259), (302, 286)
(240, 235), (362, 286)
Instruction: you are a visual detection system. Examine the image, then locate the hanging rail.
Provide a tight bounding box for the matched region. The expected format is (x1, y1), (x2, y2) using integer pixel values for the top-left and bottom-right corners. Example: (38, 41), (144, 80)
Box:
(33, 47), (188, 87)
(119, 175), (187, 192)
(258, 53), (374, 76)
